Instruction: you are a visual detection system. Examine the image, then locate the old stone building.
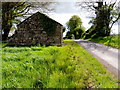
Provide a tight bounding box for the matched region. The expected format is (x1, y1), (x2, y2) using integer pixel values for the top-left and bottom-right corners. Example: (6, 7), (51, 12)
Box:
(8, 12), (64, 46)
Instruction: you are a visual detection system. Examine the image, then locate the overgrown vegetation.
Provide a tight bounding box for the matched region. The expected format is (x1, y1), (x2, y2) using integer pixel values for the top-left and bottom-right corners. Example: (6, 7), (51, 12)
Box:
(0, 41), (8, 47)
(65, 15), (85, 39)
(2, 40), (118, 88)
(81, 1), (120, 39)
(86, 34), (120, 49)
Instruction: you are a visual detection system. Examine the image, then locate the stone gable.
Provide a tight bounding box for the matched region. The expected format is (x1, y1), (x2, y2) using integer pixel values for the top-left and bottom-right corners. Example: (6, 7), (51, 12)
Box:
(8, 12), (64, 46)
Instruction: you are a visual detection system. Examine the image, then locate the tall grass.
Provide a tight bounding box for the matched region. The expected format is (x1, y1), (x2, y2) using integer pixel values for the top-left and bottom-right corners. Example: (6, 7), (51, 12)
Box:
(2, 40), (118, 88)
(87, 35), (120, 49)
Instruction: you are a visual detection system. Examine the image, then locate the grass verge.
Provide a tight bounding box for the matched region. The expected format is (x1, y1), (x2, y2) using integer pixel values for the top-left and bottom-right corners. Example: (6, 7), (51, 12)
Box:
(2, 40), (118, 88)
(86, 35), (120, 49)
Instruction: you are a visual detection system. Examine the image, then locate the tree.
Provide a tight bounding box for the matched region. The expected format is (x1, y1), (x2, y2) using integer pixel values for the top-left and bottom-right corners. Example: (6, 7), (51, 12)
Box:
(66, 15), (82, 32)
(93, 1), (120, 37)
(66, 15), (85, 39)
(65, 31), (73, 39)
(1, 2), (55, 41)
(74, 26), (85, 39)
(76, 0), (120, 38)
(2, 2), (31, 40)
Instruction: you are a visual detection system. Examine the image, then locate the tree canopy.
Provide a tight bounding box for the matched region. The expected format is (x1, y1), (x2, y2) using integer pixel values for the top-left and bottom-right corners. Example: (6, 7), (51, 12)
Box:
(65, 15), (85, 39)
(66, 15), (82, 32)
(76, 0), (120, 39)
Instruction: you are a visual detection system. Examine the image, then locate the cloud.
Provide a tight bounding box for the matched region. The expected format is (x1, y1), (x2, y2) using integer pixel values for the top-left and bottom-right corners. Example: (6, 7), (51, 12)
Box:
(48, 13), (91, 30)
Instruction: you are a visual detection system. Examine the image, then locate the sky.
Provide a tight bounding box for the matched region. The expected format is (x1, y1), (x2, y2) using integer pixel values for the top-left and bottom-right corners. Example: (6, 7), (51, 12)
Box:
(46, 1), (119, 36)
(48, 2), (93, 36)
(48, 2), (92, 27)
(9, 0), (119, 37)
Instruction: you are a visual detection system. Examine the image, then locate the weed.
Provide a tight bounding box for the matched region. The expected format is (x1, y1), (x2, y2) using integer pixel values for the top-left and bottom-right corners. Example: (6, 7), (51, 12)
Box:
(2, 40), (118, 88)
(87, 35), (120, 49)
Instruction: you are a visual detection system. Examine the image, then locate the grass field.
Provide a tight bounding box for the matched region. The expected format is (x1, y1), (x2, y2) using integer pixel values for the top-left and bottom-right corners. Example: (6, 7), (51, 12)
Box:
(87, 35), (120, 49)
(1, 40), (118, 88)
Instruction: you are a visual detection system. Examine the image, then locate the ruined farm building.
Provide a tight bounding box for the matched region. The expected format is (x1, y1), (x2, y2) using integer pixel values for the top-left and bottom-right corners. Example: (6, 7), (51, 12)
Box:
(9, 12), (64, 46)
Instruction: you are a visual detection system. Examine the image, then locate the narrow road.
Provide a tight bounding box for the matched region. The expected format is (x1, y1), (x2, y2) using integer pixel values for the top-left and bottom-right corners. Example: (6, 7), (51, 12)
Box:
(75, 40), (119, 77)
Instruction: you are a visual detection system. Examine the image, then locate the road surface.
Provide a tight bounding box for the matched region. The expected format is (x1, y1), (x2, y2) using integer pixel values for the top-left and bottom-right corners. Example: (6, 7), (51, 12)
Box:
(75, 40), (119, 77)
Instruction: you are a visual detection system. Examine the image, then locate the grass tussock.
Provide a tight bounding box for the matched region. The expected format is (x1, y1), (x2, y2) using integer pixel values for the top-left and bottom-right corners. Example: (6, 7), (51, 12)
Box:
(87, 35), (120, 49)
(2, 40), (118, 88)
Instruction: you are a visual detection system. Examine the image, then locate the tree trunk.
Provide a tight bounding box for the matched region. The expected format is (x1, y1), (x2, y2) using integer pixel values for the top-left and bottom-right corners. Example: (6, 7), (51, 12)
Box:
(2, 2), (13, 41)
(2, 25), (12, 41)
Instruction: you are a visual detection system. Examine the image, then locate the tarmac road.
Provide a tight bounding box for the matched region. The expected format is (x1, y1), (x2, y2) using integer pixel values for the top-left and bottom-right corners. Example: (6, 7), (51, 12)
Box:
(75, 40), (119, 77)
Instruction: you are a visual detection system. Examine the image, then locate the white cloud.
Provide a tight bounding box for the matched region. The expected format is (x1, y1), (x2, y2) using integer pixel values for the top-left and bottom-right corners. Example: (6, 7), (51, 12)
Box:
(47, 1), (119, 36)
(48, 13), (92, 37)
(48, 13), (91, 30)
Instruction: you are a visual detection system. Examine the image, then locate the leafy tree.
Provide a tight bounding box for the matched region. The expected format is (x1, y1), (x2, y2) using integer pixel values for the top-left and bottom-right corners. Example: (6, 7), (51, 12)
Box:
(1, 2), (55, 41)
(66, 15), (85, 39)
(93, 2), (117, 37)
(2, 2), (31, 40)
(66, 15), (82, 32)
(83, 25), (97, 39)
(65, 31), (73, 39)
(77, 0), (120, 38)
(74, 26), (85, 39)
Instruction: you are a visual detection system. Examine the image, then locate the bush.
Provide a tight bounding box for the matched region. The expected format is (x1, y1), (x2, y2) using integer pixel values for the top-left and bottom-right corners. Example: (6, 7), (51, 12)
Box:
(83, 25), (96, 39)
(65, 27), (85, 39)
(65, 31), (73, 39)
(87, 35), (120, 49)
(74, 26), (85, 39)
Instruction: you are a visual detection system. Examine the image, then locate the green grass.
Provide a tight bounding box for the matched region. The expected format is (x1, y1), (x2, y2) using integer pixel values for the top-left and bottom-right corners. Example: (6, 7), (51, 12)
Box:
(86, 35), (120, 49)
(0, 41), (8, 48)
(2, 40), (118, 88)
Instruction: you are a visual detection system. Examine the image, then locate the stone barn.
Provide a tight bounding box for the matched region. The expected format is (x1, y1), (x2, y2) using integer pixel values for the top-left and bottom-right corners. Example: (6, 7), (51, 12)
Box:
(8, 12), (64, 46)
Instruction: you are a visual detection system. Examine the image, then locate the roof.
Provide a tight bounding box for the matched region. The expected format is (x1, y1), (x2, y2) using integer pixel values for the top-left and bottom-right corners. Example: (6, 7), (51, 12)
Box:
(18, 11), (63, 27)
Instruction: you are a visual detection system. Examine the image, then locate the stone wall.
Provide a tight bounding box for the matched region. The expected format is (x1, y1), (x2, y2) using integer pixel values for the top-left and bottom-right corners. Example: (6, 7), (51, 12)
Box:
(8, 12), (63, 46)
